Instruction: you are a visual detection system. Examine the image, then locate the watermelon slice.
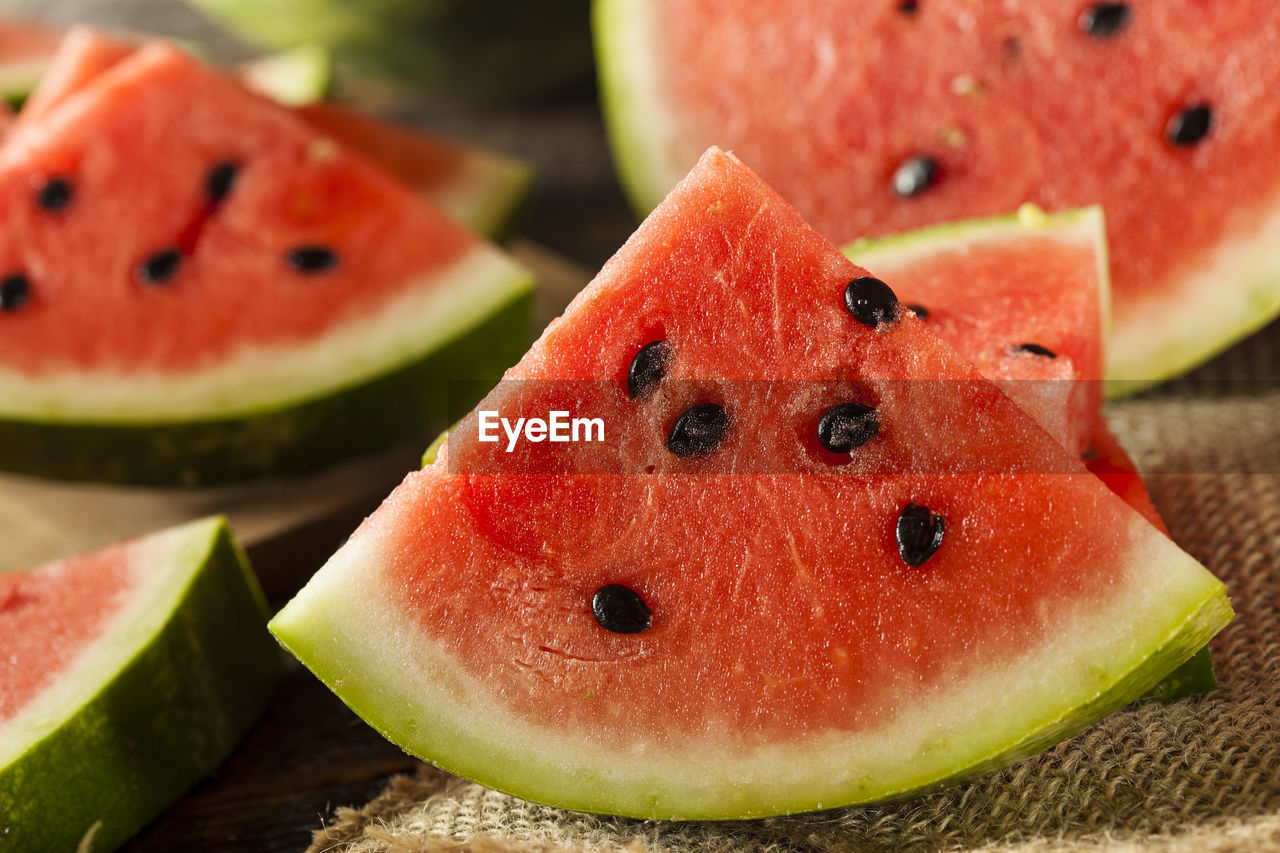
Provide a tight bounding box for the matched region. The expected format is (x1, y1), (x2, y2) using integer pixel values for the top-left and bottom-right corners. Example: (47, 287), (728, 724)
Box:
(0, 19), (63, 107)
(843, 207), (1214, 699)
(271, 149), (1231, 819)
(0, 41), (534, 485)
(12, 27), (531, 239)
(0, 517), (281, 852)
(595, 0), (1280, 390)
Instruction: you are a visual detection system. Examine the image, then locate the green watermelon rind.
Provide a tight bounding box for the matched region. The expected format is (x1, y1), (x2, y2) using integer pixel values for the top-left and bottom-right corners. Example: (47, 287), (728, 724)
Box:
(270, 514), (1231, 820)
(0, 517), (283, 851)
(593, 0), (685, 218)
(0, 259), (534, 485)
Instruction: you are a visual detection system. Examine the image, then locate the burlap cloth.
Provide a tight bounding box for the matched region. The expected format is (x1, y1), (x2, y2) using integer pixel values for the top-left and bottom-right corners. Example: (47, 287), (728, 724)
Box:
(309, 321), (1280, 853)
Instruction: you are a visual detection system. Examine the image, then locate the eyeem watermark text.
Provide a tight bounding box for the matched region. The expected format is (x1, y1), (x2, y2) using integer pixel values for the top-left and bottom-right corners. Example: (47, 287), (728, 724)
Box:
(478, 411), (606, 452)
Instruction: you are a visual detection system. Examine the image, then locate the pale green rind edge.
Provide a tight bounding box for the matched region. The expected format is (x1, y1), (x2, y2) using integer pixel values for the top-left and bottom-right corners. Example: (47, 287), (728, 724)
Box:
(271, 541), (1231, 820)
(0, 518), (283, 852)
(448, 153), (535, 243)
(239, 43), (332, 106)
(0, 271), (534, 485)
(593, 0), (682, 218)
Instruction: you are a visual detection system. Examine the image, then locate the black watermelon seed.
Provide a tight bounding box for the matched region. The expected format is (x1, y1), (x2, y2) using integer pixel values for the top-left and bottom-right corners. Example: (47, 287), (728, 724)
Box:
(1167, 104), (1212, 147)
(893, 155), (938, 198)
(287, 245), (339, 274)
(35, 176), (73, 212)
(136, 249), (182, 286)
(897, 0), (919, 14)
(205, 161), (240, 203)
(0, 273), (30, 312)
(1079, 2), (1131, 38)
(592, 584), (652, 634)
(817, 402), (881, 454)
(1013, 342), (1057, 358)
(627, 340), (673, 399)
(905, 302), (929, 321)
(897, 503), (945, 568)
(667, 403), (729, 458)
(844, 276), (902, 329)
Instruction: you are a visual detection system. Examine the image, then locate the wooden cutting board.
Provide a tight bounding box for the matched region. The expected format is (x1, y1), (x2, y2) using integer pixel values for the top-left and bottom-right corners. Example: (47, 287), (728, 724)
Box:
(0, 241), (592, 574)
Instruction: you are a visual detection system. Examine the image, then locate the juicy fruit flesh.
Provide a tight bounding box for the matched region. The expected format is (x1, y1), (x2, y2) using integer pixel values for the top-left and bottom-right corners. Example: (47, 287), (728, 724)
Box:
(0, 42), (473, 374)
(276, 152), (1229, 812)
(0, 545), (131, 722)
(627, 0), (1280, 345)
(387, 465), (1159, 744)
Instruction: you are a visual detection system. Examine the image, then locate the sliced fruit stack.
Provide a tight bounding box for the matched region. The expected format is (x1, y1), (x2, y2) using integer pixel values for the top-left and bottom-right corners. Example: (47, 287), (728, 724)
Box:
(0, 27), (536, 486)
(272, 149), (1231, 820)
(0, 518), (281, 852)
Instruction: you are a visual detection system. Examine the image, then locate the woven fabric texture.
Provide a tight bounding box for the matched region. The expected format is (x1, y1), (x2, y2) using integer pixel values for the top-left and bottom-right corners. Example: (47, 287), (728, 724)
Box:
(309, 322), (1280, 853)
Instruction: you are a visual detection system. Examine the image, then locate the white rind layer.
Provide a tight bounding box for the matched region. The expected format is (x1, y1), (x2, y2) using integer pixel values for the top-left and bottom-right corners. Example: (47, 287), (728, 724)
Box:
(594, 0), (688, 216)
(0, 247), (533, 423)
(0, 518), (222, 768)
(1107, 196), (1280, 392)
(271, 491), (1229, 820)
(433, 152), (533, 239)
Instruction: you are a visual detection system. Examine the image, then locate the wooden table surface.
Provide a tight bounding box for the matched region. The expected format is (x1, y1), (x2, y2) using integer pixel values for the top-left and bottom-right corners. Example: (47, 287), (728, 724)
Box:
(0, 1), (634, 849)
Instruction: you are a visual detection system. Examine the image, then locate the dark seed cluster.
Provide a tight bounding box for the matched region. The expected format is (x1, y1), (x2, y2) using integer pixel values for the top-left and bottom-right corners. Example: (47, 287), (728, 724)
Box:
(845, 276), (902, 328)
(0, 273), (30, 313)
(1012, 342), (1057, 358)
(35, 176), (74, 213)
(136, 248), (183, 287)
(627, 340), (672, 399)
(817, 402), (881, 454)
(592, 584), (652, 634)
(1167, 104), (1213, 147)
(287, 245), (340, 274)
(897, 503), (946, 567)
(667, 403), (729, 457)
(892, 155), (938, 198)
(1078, 2), (1131, 38)
(205, 161), (240, 203)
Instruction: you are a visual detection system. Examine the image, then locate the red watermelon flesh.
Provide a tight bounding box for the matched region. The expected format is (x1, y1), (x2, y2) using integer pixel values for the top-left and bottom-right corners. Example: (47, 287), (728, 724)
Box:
(596, 0), (1280, 386)
(0, 43), (477, 375)
(0, 544), (131, 723)
(271, 148), (1230, 819)
(845, 209), (1168, 533)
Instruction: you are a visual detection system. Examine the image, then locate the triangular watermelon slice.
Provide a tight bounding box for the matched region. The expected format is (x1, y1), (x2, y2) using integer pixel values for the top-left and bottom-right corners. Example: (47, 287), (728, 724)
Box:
(272, 149), (1231, 819)
(12, 27), (531, 239)
(843, 207), (1213, 698)
(595, 0), (1280, 390)
(0, 517), (281, 852)
(0, 41), (533, 485)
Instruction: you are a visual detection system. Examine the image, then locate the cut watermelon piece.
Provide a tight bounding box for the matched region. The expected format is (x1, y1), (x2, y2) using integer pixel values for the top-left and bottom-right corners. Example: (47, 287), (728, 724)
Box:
(845, 205), (1106, 456)
(272, 149), (1231, 819)
(13, 28), (530, 239)
(0, 517), (281, 852)
(842, 207), (1214, 700)
(0, 19), (63, 106)
(0, 41), (533, 485)
(295, 102), (532, 241)
(595, 0), (1280, 389)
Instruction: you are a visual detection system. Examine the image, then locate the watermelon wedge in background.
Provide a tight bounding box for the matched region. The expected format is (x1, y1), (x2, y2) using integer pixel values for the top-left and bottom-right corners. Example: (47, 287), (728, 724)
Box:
(0, 18), (62, 106)
(7, 26), (532, 240)
(843, 206), (1212, 697)
(0, 39), (534, 485)
(271, 149), (1231, 820)
(0, 518), (281, 853)
(595, 0), (1280, 390)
